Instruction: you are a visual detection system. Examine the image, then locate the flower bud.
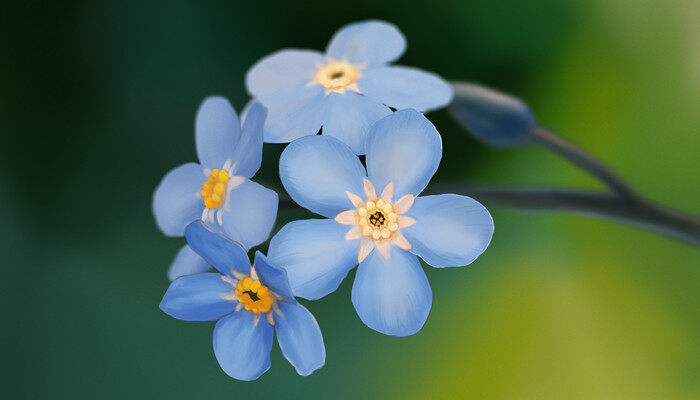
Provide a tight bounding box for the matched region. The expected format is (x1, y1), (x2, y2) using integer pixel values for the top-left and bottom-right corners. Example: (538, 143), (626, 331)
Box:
(449, 82), (536, 147)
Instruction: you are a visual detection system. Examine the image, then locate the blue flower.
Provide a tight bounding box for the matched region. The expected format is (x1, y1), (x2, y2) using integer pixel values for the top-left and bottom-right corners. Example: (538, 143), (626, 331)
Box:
(268, 109), (494, 337)
(160, 221), (326, 380)
(245, 20), (453, 154)
(152, 96), (279, 252)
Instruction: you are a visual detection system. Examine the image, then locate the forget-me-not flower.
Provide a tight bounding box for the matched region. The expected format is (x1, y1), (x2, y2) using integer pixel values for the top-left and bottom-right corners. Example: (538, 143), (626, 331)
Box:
(153, 96), (278, 261)
(245, 20), (453, 154)
(160, 221), (325, 380)
(268, 109), (494, 336)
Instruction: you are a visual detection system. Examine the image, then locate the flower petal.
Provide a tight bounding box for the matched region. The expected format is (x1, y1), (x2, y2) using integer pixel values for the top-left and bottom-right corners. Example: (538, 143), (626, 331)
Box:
(261, 85), (327, 143)
(351, 246), (432, 336)
(245, 49), (324, 98)
(153, 163), (205, 237)
(253, 252), (295, 303)
(213, 311), (274, 381)
(279, 135), (366, 218)
(360, 66), (453, 112)
(326, 20), (406, 65)
(268, 219), (359, 300)
(195, 96), (241, 169)
(185, 221), (251, 276)
(366, 109), (442, 198)
(159, 273), (235, 321)
(321, 92), (391, 154)
(167, 245), (211, 281)
(221, 180), (278, 250)
(402, 194), (494, 267)
(275, 302), (325, 376)
(230, 101), (266, 178)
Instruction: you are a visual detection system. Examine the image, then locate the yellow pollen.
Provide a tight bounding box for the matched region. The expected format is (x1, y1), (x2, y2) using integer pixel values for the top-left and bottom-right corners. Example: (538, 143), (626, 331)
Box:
(234, 278), (273, 314)
(201, 169), (230, 208)
(312, 59), (362, 94)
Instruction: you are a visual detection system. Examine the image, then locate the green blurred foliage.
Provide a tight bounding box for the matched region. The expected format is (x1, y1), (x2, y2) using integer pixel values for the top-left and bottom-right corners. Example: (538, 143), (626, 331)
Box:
(1, 0), (698, 399)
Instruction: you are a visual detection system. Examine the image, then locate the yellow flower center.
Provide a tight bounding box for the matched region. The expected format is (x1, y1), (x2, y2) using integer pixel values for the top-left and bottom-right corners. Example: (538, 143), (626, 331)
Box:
(358, 198), (400, 240)
(200, 169), (230, 209)
(311, 59), (362, 94)
(234, 277), (273, 314)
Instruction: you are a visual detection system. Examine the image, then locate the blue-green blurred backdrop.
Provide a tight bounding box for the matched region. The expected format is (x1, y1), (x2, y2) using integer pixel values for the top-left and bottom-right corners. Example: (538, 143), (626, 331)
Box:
(2, 1), (698, 399)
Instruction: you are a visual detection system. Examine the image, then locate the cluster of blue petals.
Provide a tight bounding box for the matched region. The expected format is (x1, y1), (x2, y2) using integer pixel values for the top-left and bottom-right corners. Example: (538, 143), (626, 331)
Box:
(153, 20), (493, 380)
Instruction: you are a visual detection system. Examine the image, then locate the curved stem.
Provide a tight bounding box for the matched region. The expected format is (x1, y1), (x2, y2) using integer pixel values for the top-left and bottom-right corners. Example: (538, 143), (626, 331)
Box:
(279, 185), (700, 246)
(530, 127), (642, 202)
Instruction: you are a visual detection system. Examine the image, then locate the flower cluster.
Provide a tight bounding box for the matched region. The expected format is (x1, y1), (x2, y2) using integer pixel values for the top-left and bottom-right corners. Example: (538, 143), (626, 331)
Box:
(154, 20), (493, 380)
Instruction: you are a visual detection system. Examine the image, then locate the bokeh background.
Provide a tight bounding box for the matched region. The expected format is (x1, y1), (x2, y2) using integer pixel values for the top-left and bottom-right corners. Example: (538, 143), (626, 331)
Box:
(2, 0), (698, 399)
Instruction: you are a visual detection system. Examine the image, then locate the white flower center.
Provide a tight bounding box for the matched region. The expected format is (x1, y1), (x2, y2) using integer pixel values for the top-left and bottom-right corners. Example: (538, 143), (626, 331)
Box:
(334, 178), (416, 262)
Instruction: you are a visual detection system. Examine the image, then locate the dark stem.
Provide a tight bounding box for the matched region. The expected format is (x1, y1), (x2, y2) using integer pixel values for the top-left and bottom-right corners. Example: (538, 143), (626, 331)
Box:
(530, 127), (642, 202)
(279, 185), (700, 246)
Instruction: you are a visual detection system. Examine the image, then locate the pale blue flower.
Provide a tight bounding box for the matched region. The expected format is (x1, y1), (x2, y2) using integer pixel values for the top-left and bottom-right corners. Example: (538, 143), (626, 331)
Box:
(245, 20), (453, 154)
(160, 221), (325, 380)
(152, 96), (279, 252)
(268, 110), (493, 336)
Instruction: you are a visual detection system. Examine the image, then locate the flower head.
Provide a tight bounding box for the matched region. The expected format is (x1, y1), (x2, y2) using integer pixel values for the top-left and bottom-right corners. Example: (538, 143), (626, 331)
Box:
(245, 20), (453, 154)
(159, 221), (325, 380)
(268, 109), (494, 336)
(152, 97), (279, 277)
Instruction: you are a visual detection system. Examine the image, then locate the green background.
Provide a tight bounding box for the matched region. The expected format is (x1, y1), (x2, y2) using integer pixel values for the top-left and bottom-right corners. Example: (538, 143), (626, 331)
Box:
(2, 0), (698, 399)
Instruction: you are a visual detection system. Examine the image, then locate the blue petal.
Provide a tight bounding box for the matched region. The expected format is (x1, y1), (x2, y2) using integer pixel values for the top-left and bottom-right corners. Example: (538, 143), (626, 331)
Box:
(261, 85), (327, 143)
(366, 109), (442, 198)
(275, 302), (325, 376)
(167, 245), (211, 281)
(253, 252), (295, 303)
(246, 49), (324, 98)
(195, 97), (241, 169)
(159, 273), (236, 321)
(213, 311), (274, 381)
(279, 135), (366, 218)
(185, 221), (251, 276)
(268, 219), (359, 300)
(321, 92), (391, 154)
(326, 20), (406, 65)
(230, 102), (266, 179)
(402, 194), (494, 268)
(351, 246), (432, 336)
(221, 180), (278, 250)
(153, 163), (205, 237)
(360, 66), (453, 112)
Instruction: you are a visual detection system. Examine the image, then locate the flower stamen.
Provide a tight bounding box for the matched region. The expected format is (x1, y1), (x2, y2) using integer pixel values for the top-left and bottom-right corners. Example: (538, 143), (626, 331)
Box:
(309, 58), (363, 95)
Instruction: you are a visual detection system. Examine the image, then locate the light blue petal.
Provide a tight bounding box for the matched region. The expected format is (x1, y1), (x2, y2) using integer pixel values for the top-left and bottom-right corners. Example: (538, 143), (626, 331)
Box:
(321, 92), (391, 155)
(351, 246), (432, 336)
(261, 85), (327, 143)
(246, 49), (324, 98)
(167, 245), (211, 281)
(185, 221), (251, 276)
(402, 194), (494, 268)
(221, 180), (278, 250)
(268, 219), (359, 300)
(366, 109), (442, 198)
(230, 102), (266, 179)
(159, 273), (236, 321)
(279, 135), (366, 218)
(360, 66), (453, 112)
(253, 252), (295, 303)
(153, 163), (205, 237)
(326, 20), (406, 65)
(195, 96), (241, 169)
(275, 302), (325, 376)
(213, 311), (274, 381)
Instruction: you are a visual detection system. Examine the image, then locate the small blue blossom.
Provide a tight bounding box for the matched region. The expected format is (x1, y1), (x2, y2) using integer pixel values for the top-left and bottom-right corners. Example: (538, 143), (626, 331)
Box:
(160, 221), (326, 380)
(268, 109), (494, 337)
(153, 97), (279, 278)
(245, 20), (453, 154)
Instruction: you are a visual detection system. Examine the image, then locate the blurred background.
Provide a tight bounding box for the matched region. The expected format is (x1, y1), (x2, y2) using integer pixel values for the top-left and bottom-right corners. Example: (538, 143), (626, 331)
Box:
(2, 0), (698, 398)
